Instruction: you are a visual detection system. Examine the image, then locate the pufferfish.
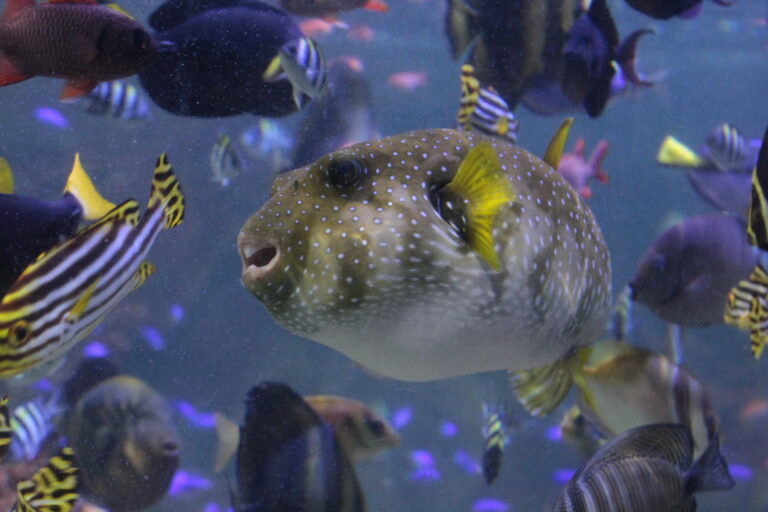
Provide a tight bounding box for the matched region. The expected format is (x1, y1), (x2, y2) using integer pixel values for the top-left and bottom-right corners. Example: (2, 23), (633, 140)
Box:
(238, 128), (611, 382)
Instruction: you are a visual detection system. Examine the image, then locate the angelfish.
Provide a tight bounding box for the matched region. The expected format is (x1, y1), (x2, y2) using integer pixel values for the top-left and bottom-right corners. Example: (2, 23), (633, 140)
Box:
(0, 155), (185, 378)
(238, 121), (611, 382)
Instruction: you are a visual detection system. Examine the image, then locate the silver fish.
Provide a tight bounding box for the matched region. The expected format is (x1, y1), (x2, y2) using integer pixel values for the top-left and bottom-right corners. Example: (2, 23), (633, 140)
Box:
(238, 128), (611, 382)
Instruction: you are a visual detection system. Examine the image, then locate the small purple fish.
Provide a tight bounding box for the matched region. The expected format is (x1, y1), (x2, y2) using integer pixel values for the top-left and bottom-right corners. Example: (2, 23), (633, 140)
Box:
(546, 425), (563, 442)
(392, 406), (412, 429)
(552, 468), (577, 484)
(473, 498), (510, 512)
(728, 463), (753, 482)
(440, 421), (458, 437)
(83, 341), (110, 358)
(35, 107), (69, 129)
(169, 470), (212, 496)
(170, 303), (185, 323)
(409, 450), (441, 482)
(142, 325), (166, 350)
(175, 400), (216, 429)
(453, 449), (480, 475)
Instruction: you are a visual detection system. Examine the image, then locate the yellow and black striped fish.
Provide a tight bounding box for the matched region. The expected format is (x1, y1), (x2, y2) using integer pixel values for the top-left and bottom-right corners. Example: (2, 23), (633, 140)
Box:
(725, 263), (768, 359)
(747, 125), (768, 249)
(0, 155), (184, 378)
(11, 446), (79, 512)
(0, 395), (11, 461)
(481, 402), (510, 485)
(457, 64), (518, 143)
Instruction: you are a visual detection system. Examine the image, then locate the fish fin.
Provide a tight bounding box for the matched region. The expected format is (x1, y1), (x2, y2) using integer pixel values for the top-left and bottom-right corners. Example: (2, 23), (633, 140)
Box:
(685, 434), (734, 493)
(262, 54), (284, 82)
(656, 136), (707, 168)
(131, 261), (155, 291)
(747, 125), (768, 249)
(445, 143), (515, 271)
(214, 412), (239, 473)
(666, 323), (685, 365)
(615, 28), (655, 87)
(457, 64), (480, 127)
(147, 154), (185, 229)
(589, 140), (609, 182)
(2, 0), (33, 20)
(0, 56), (30, 87)
(508, 347), (591, 417)
(445, 0), (480, 60)
(15, 446), (79, 512)
(543, 118), (574, 169)
(60, 79), (98, 102)
(363, 0), (387, 12)
(65, 153), (116, 221)
(0, 157), (14, 194)
(102, 2), (134, 18)
(89, 199), (141, 229)
(65, 279), (99, 324)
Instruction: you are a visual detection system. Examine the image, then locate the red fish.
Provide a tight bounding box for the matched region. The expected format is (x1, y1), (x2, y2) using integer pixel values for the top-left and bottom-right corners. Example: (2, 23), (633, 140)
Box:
(280, 0), (387, 18)
(386, 70), (427, 92)
(0, 0), (158, 100)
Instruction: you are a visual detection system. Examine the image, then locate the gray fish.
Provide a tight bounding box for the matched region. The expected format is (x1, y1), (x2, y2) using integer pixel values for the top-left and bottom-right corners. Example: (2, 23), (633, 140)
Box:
(64, 375), (180, 512)
(293, 58), (378, 168)
(238, 128), (611, 382)
(630, 213), (759, 326)
(555, 423), (734, 511)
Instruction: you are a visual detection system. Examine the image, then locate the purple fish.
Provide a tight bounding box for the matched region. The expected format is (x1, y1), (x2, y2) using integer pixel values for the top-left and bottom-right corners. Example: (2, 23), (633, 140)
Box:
(453, 449), (480, 475)
(175, 400), (216, 429)
(728, 463), (753, 482)
(142, 325), (166, 350)
(440, 421), (458, 437)
(546, 425), (563, 442)
(409, 450), (441, 482)
(391, 406), (412, 429)
(35, 107), (69, 128)
(169, 470), (212, 496)
(83, 341), (110, 358)
(552, 468), (577, 484)
(473, 498), (510, 512)
(170, 303), (185, 323)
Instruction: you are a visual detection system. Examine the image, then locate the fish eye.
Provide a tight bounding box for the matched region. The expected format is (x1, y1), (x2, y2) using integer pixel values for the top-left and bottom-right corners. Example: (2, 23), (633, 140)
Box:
(327, 158), (364, 189)
(8, 320), (31, 348)
(132, 29), (149, 50)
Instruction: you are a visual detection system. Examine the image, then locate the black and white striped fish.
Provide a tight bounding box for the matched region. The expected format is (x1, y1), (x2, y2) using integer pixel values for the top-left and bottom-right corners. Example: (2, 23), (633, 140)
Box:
(554, 424), (733, 512)
(0, 155), (184, 378)
(9, 397), (59, 462)
(263, 37), (327, 109)
(11, 446), (79, 512)
(704, 123), (749, 172)
(81, 80), (152, 121)
(457, 64), (518, 143)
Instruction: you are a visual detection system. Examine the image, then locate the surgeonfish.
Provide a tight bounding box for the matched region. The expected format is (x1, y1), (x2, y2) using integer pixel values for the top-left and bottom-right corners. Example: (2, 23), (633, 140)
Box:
(64, 375), (180, 511)
(210, 134), (244, 187)
(0, 154), (115, 299)
(139, 0), (304, 117)
(0, 396), (10, 461)
(629, 213), (759, 327)
(233, 382), (366, 512)
(457, 64), (518, 144)
(0, 0), (158, 99)
(554, 423), (734, 511)
(0, 155), (185, 378)
(214, 393), (400, 472)
(11, 446), (79, 512)
(703, 123), (751, 173)
(238, 123), (611, 383)
(80, 80), (152, 121)
(263, 37), (327, 110)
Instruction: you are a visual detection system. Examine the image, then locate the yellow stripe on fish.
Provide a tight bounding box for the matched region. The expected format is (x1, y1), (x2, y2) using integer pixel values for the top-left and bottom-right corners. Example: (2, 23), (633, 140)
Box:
(12, 446), (78, 512)
(481, 404), (508, 485)
(0, 396), (11, 461)
(725, 264), (768, 359)
(0, 155), (184, 378)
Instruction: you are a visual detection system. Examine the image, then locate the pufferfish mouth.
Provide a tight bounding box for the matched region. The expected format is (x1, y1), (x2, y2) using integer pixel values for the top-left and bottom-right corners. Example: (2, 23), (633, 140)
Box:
(238, 233), (280, 286)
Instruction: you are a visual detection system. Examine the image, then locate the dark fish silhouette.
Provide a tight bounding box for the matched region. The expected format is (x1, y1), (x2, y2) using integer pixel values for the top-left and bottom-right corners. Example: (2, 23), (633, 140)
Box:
(0, 0), (158, 99)
(139, 0), (304, 117)
(625, 0), (730, 20)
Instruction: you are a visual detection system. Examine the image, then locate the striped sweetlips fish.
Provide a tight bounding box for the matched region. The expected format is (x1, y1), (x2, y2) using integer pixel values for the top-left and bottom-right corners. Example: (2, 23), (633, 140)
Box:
(0, 155), (184, 378)
(238, 124), (612, 382)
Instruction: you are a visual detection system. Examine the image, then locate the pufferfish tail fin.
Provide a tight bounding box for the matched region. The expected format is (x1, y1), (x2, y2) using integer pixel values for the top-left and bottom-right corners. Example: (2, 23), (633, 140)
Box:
(64, 153), (116, 221)
(656, 136), (707, 168)
(508, 346), (595, 418)
(543, 117), (573, 169)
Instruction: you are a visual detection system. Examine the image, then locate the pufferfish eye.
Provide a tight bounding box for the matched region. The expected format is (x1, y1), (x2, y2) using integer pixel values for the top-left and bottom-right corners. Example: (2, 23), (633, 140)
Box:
(327, 158), (365, 189)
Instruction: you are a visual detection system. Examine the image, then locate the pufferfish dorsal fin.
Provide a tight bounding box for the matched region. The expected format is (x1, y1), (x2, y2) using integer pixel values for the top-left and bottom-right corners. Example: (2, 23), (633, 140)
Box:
(443, 143), (515, 271)
(543, 117), (574, 169)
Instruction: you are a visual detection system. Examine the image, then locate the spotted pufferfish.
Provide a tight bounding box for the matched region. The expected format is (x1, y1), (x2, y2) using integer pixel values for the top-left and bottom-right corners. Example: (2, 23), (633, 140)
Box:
(238, 127), (612, 384)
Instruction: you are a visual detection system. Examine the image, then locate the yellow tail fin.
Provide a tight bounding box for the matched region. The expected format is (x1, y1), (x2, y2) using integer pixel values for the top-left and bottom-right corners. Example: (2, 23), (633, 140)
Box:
(656, 136), (707, 168)
(0, 158), (13, 194)
(148, 154), (185, 229)
(65, 154), (116, 221)
(543, 118), (574, 169)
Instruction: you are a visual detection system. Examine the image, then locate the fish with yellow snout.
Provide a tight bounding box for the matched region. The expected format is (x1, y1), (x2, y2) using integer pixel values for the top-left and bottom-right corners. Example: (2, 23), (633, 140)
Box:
(238, 116), (612, 383)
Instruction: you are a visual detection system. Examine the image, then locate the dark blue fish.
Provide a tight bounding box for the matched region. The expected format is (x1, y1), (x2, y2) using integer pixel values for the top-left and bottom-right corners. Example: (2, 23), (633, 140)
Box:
(630, 213), (759, 326)
(139, 0), (303, 117)
(234, 382), (366, 512)
(624, 0), (730, 20)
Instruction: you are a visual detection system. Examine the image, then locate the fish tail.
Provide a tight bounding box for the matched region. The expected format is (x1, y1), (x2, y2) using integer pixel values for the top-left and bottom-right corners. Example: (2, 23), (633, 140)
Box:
(685, 434), (734, 494)
(0, 157), (13, 194)
(656, 136), (707, 168)
(148, 154), (185, 229)
(748, 125), (768, 249)
(508, 347), (592, 417)
(615, 28), (655, 87)
(64, 154), (117, 221)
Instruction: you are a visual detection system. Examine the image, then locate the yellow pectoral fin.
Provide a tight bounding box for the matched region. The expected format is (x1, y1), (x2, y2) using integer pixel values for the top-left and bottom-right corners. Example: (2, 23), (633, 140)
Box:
(0, 158), (14, 194)
(656, 136), (707, 168)
(65, 153), (116, 221)
(66, 279), (99, 323)
(543, 117), (573, 169)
